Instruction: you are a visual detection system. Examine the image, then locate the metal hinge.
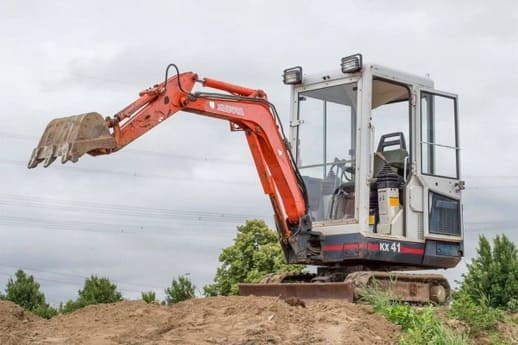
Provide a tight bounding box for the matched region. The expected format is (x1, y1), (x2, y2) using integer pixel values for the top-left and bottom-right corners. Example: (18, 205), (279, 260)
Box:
(456, 180), (466, 191)
(289, 119), (304, 127)
(411, 93), (417, 106)
(284, 139), (292, 150)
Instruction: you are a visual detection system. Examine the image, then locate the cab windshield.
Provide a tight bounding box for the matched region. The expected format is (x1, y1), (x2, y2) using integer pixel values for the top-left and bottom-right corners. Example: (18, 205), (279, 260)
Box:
(296, 82), (358, 222)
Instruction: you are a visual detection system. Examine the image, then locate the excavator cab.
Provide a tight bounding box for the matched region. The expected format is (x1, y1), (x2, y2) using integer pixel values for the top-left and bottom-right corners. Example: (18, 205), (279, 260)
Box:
(285, 54), (464, 275)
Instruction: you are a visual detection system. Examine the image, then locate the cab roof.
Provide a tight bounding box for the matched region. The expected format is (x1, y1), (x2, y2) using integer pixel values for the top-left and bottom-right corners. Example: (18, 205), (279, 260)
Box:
(299, 63), (434, 89)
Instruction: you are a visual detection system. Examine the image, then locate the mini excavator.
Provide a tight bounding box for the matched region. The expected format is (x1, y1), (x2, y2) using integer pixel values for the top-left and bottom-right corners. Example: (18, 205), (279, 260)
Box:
(29, 55), (464, 303)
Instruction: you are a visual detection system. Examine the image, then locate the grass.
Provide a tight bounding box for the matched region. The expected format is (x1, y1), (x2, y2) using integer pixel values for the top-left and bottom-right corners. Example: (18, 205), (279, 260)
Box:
(361, 286), (469, 345)
(449, 291), (504, 335)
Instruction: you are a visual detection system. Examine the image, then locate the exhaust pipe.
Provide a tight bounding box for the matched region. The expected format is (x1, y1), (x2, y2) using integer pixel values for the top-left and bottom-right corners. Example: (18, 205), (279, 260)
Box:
(28, 112), (117, 169)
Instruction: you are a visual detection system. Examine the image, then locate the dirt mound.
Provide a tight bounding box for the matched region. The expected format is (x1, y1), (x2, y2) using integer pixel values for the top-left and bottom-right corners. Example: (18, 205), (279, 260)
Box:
(0, 296), (399, 345)
(0, 300), (41, 345)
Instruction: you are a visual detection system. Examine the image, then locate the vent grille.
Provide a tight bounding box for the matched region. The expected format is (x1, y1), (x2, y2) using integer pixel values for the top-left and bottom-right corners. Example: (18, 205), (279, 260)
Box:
(429, 192), (461, 236)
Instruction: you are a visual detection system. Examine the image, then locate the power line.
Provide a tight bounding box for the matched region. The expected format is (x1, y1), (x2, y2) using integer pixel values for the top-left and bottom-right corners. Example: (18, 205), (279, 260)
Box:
(0, 191), (264, 225)
(0, 158), (257, 186)
(5, 156), (518, 190)
(0, 263), (162, 292)
(0, 271), (143, 295)
(0, 194), (511, 236)
(0, 193), (269, 222)
(6, 132), (518, 179)
(5, 132), (518, 190)
(0, 192), (511, 223)
(0, 215), (241, 241)
(464, 175), (518, 179)
(465, 221), (516, 226)
(467, 185), (518, 190)
(0, 131), (248, 165)
(0, 211), (511, 239)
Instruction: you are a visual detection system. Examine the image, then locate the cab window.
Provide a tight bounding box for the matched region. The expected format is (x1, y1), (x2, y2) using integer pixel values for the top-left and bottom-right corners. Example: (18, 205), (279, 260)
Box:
(371, 78), (411, 180)
(420, 92), (458, 179)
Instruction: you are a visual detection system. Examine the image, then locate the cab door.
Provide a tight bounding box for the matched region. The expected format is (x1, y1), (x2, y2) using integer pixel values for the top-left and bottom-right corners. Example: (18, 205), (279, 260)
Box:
(417, 89), (463, 242)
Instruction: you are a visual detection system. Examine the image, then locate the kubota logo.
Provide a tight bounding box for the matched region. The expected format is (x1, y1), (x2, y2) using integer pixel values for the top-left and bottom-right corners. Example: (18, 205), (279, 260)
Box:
(216, 103), (245, 116)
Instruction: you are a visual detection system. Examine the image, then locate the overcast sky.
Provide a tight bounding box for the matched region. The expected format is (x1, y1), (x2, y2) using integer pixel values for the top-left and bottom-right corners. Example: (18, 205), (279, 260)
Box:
(0, 0), (517, 305)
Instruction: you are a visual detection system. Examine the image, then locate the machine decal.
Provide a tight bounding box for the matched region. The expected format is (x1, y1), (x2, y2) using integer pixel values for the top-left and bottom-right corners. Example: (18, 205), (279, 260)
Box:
(208, 100), (245, 116)
(388, 197), (399, 207)
(379, 241), (400, 253)
(216, 103), (245, 116)
(323, 243), (378, 251)
(323, 240), (424, 255)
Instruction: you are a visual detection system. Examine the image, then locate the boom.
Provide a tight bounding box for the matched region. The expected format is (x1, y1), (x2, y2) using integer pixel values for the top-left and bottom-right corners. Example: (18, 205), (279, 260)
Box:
(28, 66), (308, 240)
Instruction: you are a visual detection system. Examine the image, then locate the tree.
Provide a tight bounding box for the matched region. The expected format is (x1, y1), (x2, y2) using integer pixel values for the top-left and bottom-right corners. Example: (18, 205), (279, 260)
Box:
(61, 275), (122, 313)
(459, 234), (518, 311)
(141, 291), (157, 304)
(203, 219), (303, 296)
(4, 269), (57, 319)
(165, 275), (195, 305)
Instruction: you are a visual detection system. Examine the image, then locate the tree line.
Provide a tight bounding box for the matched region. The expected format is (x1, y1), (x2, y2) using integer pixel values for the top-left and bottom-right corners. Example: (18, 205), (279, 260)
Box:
(1, 220), (516, 322)
(0, 220), (296, 318)
(0, 270), (197, 318)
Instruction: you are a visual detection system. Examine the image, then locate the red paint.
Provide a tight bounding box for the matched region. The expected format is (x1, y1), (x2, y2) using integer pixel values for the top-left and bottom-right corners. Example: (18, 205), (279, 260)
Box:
(323, 243), (359, 251)
(364, 243), (380, 251)
(400, 247), (425, 255)
(324, 242), (424, 255)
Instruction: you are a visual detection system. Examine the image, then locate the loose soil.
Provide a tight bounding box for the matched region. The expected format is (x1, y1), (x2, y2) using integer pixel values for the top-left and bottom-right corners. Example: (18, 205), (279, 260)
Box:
(0, 297), (399, 345)
(3, 297), (515, 344)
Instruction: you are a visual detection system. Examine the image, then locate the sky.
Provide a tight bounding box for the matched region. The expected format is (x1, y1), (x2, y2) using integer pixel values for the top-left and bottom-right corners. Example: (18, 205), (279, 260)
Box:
(0, 0), (517, 305)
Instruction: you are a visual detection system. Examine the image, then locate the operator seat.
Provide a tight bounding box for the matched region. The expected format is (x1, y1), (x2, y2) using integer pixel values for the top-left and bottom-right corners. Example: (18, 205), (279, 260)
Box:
(373, 132), (408, 178)
(369, 132), (408, 233)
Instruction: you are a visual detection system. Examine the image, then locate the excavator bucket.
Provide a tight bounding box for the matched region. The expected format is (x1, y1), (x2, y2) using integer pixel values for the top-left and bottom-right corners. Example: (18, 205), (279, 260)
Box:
(28, 112), (117, 169)
(239, 282), (355, 301)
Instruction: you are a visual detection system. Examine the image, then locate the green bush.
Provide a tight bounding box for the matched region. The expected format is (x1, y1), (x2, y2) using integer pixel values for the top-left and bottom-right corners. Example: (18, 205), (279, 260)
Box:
(61, 275), (122, 313)
(165, 275), (195, 305)
(141, 291), (157, 304)
(4, 269), (57, 319)
(449, 291), (504, 334)
(459, 235), (518, 311)
(203, 219), (303, 296)
(32, 303), (59, 319)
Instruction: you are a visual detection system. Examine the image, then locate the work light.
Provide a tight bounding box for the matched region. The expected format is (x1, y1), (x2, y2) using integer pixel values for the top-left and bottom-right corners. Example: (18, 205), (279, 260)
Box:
(283, 66), (303, 85)
(341, 54), (362, 73)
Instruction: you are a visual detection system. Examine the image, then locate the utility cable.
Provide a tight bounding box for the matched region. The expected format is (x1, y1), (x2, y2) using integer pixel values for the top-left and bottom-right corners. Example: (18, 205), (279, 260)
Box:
(0, 263), (163, 292)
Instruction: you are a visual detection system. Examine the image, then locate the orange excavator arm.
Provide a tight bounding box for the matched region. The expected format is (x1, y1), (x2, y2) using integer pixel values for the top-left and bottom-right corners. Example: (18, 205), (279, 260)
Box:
(28, 65), (308, 240)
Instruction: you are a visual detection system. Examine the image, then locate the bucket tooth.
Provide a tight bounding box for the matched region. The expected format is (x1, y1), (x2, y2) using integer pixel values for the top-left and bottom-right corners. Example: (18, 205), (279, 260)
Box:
(28, 112), (117, 169)
(43, 146), (57, 168)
